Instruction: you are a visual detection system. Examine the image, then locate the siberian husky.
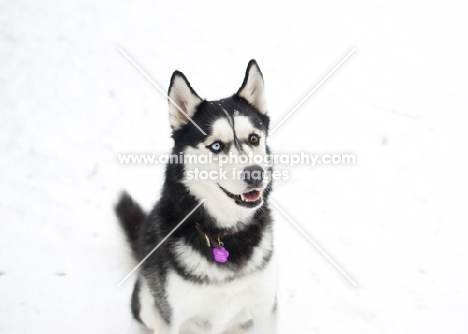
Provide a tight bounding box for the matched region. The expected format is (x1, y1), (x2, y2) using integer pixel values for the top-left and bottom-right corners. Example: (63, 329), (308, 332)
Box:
(116, 60), (278, 334)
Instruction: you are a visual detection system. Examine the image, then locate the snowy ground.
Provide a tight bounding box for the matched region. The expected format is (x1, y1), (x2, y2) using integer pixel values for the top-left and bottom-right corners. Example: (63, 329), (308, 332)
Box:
(1, 0), (468, 333)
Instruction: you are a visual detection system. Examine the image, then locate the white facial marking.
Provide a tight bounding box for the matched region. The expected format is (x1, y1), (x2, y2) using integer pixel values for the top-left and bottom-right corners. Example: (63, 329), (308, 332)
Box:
(181, 112), (270, 228)
(207, 118), (234, 144)
(182, 144), (256, 228)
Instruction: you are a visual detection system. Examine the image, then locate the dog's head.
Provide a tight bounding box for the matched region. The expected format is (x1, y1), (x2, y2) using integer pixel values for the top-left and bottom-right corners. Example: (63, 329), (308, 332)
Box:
(167, 60), (272, 228)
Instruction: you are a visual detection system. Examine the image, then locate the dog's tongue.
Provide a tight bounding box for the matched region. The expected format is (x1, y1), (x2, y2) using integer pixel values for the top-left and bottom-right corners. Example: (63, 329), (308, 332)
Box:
(242, 190), (261, 202)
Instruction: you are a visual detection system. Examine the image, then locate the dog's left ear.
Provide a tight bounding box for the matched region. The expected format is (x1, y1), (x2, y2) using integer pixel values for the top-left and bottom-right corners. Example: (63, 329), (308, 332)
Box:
(168, 71), (203, 130)
(237, 60), (267, 114)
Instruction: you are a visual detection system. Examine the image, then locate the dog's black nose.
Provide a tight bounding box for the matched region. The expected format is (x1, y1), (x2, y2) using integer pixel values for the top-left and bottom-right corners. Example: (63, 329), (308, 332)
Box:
(242, 165), (264, 188)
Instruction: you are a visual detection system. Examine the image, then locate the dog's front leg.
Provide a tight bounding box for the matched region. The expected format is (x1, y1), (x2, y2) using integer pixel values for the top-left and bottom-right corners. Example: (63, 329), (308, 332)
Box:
(154, 322), (180, 334)
(151, 308), (180, 334)
(251, 304), (278, 334)
(155, 324), (181, 334)
(166, 320), (182, 334)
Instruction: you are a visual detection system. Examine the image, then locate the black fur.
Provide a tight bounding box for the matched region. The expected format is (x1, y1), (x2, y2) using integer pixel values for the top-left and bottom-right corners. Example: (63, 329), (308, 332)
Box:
(115, 192), (146, 259)
(130, 278), (142, 323)
(132, 175), (273, 324)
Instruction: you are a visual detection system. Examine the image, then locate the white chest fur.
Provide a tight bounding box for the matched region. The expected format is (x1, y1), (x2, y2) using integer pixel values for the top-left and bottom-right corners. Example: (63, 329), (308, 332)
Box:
(166, 256), (278, 333)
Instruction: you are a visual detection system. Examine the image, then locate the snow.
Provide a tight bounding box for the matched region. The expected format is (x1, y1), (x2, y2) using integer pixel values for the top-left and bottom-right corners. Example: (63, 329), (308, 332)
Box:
(1, 0), (468, 332)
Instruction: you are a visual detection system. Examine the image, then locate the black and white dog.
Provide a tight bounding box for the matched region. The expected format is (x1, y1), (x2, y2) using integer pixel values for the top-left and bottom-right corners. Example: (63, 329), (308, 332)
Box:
(116, 60), (277, 333)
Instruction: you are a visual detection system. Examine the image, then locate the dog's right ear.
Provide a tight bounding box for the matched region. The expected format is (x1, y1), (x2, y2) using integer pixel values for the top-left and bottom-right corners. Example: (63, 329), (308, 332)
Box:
(168, 71), (203, 130)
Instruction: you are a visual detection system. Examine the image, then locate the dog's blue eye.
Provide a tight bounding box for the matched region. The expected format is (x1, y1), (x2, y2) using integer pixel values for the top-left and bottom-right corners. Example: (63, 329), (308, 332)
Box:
(209, 141), (223, 153)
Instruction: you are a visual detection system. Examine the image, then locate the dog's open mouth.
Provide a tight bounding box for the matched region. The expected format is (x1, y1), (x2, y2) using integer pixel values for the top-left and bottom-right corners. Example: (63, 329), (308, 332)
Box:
(219, 186), (263, 208)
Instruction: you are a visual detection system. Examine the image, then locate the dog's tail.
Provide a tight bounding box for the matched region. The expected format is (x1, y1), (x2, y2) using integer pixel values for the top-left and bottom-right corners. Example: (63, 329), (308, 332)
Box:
(115, 192), (146, 259)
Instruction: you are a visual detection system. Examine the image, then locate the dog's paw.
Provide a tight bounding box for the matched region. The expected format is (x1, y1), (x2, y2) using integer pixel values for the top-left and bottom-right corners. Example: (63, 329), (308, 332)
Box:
(222, 320), (254, 334)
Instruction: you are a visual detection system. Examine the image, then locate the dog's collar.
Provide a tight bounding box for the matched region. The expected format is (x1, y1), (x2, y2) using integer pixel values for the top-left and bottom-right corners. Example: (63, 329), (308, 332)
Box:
(195, 222), (230, 263)
(194, 219), (264, 263)
(195, 222), (227, 248)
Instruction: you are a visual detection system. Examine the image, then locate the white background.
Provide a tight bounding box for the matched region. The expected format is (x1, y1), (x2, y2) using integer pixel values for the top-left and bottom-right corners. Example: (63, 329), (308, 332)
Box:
(1, 0), (468, 333)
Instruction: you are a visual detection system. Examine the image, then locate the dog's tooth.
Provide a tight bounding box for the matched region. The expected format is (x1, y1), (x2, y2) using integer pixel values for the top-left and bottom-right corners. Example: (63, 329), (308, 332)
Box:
(241, 194), (246, 202)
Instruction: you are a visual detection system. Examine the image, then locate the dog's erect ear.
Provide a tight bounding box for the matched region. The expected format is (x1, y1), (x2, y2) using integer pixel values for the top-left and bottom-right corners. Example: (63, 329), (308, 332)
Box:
(236, 60), (267, 114)
(168, 71), (203, 130)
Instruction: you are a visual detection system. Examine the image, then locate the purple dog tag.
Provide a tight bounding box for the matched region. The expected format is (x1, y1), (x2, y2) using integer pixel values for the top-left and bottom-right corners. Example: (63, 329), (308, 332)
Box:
(213, 246), (229, 263)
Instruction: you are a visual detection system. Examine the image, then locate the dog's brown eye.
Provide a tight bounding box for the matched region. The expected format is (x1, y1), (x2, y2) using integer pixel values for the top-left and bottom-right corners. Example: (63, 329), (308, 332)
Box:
(249, 134), (260, 146)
